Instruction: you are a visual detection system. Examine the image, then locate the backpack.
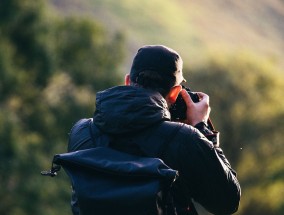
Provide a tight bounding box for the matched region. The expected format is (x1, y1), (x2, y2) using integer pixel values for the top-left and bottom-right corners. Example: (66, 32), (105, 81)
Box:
(41, 121), (197, 215)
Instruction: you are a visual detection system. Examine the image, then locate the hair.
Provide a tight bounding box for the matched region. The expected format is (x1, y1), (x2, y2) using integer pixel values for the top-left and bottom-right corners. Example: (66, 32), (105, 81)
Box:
(130, 70), (176, 97)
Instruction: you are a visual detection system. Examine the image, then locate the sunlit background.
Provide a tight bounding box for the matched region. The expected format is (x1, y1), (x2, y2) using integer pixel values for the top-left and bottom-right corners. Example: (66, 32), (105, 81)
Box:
(0, 0), (283, 214)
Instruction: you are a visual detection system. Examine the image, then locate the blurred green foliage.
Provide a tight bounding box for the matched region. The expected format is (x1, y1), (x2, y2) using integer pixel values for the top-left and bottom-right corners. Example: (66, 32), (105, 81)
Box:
(185, 52), (284, 215)
(0, 0), (125, 214)
(1, 0), (283, 215)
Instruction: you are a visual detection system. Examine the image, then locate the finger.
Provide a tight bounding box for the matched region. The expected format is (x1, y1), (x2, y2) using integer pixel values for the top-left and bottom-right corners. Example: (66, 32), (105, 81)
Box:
(196, 92), (209, 103)
(180, 89), (194, 106)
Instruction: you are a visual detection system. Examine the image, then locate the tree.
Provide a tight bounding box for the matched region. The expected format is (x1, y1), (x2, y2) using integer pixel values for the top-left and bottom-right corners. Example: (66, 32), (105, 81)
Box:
(184, 52), (284, 215)
(0, 0), (125, 214)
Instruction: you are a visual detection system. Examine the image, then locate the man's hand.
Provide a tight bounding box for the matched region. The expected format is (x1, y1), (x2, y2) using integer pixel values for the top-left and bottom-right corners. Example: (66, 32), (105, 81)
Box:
(180, 90), (211, 126)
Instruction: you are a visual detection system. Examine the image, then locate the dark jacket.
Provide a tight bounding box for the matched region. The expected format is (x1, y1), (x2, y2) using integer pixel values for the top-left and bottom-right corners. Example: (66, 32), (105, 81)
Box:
(68, 86), (241, 215)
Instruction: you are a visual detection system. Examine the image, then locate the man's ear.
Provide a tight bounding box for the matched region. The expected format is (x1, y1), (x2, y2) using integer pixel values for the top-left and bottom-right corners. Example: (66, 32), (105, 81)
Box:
(167, 85), (182, 104)
(125, 74), (131, 85)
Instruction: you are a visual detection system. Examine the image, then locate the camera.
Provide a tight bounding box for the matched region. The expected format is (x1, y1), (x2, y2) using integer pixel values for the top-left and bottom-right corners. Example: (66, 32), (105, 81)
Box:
(169, 86), (199, 120)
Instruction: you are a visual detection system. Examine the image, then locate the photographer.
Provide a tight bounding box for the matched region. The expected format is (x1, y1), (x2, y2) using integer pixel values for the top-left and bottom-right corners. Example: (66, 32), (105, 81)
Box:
(68, 45), (241, 214)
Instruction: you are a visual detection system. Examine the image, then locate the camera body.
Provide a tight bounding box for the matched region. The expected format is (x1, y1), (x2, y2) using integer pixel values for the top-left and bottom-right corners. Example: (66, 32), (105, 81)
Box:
(169, 86), (199, 120)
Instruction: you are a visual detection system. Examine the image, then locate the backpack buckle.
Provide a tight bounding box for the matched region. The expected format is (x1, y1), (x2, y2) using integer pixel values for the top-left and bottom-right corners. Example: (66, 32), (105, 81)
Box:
(41, 164), (61, 177)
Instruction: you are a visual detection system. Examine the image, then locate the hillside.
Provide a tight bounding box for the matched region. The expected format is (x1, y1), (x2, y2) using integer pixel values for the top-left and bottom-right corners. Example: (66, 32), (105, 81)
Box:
(49, 0), (284, 70)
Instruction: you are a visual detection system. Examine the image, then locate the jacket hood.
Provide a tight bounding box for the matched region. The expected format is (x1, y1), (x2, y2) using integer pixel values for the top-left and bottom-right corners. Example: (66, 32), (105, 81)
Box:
(93, 86), (170, 135)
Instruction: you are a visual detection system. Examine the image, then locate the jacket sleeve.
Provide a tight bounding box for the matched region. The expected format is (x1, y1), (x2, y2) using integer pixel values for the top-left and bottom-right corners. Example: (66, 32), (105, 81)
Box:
(172, 125), (241, 215)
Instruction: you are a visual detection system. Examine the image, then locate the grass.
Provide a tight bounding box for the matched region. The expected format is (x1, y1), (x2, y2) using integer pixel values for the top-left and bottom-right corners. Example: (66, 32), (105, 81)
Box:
(50, 0), (284, 70)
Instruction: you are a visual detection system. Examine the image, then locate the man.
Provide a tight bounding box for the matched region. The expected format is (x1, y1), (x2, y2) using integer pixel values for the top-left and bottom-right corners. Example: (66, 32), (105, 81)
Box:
(68, 45), (241, 214)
